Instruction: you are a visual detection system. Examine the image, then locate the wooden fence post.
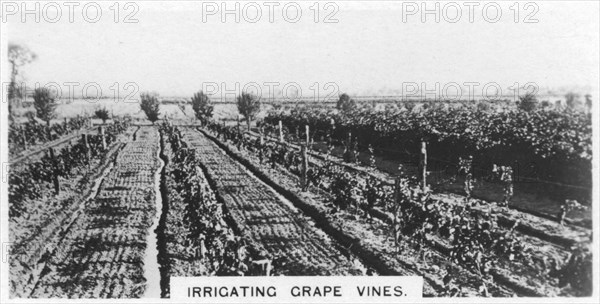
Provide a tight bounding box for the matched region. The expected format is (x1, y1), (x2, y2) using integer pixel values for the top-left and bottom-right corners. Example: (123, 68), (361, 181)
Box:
(279, 120), (283, 143)
(49, 148), (60, 195)
(419, 141), (427, 191)
(301, 144), (308, 191)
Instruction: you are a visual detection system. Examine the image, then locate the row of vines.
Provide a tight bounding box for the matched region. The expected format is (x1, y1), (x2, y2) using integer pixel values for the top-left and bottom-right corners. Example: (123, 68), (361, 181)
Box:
(205, 121), (592, 296)
(263, 107), (592, 190)
(160, 123), (274, 292)
(9, 116), (92, 156)
(9, 121), (130, 217)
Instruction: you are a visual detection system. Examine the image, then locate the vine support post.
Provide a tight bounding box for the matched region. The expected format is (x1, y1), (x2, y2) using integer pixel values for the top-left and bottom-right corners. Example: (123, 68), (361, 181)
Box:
(329, 118), (335, 147)
(305, 125), (310, 148)
(346, 132), (352, 152)
(175, 133), (182, 150)
(46, 120), (52, 140)
(301, 144), (308, 191)
(419, 141), (427, 191)
(49, 147), (60, 195)
(278, 120), (283, 143)
(99, 126), (106, 150)
(21, 127), (27, 151)
(259, 127), (265, 164)
(558, 206), (567, 226)
(260, 127), (264, 146)
(82, 134), (90, 165)
(393, 177), (402, 252)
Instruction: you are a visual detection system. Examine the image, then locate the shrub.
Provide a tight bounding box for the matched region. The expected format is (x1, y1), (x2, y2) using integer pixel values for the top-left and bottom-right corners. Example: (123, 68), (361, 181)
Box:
(140, 92), (161, 123)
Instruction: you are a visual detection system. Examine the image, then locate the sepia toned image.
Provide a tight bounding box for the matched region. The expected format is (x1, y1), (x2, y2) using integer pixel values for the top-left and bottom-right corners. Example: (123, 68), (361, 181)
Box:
(1, 0), (598, 301)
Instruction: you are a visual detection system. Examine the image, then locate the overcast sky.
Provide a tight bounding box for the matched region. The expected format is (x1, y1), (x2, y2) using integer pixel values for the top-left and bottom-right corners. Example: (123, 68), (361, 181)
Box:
(4, 1), (599, 99)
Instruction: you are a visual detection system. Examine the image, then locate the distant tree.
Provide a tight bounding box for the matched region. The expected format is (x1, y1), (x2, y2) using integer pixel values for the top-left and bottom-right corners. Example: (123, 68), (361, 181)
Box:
(8, 43), (37, 121)
(94, 107), (110, 124)
(140, 92), (161, 123)
(540, 100), (551, 110)
(517, 92), (538, 112)
(236, 92), (261, 131)
(386, 103), (400, 112)
(33, 88), (57, 124)
(404, 101), (416, 112)
(8, 43), (36, 100)
(33, 88), (57, 138)
(565, 92), (580, 109)
(555, 100), (563, 111)
(476, 101), (491, 112)
(336, 93), (356, 112)
(584, 94), (592, 114)
(191, 91), (214, 124)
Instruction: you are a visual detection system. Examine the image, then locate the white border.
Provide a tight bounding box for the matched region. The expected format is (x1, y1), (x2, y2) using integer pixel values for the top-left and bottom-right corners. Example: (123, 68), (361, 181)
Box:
(0, 1), (598, 303)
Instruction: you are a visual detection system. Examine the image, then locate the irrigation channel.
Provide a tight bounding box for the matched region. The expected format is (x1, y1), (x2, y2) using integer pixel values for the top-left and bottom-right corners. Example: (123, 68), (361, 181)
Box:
(142, 128), (165, 298)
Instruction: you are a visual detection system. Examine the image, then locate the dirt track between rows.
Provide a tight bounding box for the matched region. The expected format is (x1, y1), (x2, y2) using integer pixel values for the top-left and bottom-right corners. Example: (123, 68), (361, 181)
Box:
(29, 127), (161, 298)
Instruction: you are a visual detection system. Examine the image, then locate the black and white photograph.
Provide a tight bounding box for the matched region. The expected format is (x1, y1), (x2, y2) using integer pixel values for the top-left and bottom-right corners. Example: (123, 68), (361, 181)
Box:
(1, 0), (598, 301)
